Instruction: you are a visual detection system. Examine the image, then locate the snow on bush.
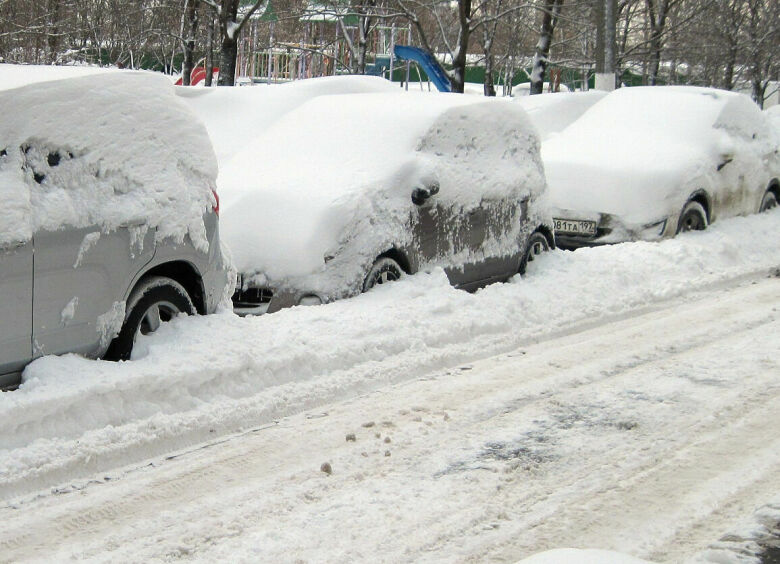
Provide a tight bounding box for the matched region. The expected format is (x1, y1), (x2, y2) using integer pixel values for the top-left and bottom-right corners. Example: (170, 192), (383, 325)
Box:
(0, 72), (218, 250)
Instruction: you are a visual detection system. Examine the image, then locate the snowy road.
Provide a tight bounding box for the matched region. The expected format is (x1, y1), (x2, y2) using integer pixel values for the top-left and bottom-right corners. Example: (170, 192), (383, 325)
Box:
(1, 270), (778, 562)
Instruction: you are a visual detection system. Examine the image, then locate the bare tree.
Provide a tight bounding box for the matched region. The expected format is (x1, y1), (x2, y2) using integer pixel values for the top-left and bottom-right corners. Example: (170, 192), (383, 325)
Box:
(182, 0), (200, 84)
(197, 0), (269, 85)
(529, 0), (563, 93)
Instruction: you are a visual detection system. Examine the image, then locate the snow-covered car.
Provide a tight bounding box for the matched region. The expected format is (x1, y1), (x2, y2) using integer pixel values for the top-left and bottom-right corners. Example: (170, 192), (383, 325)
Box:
(513, 90), (606, 141)
(0, 73), (231, 389)
(221, 92), (553, 314)
(543, 86), (780, 248)
(177, 75), (400, 165)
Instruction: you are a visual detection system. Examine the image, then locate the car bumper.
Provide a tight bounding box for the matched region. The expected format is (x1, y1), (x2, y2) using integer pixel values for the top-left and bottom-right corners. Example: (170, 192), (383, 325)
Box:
(231, 276), (324, 316)
(553, 211), (668, 250)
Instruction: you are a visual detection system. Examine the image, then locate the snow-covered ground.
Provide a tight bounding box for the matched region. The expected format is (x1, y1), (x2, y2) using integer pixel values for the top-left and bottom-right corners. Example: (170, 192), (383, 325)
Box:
(1, 210), (779, 562)
(1, 67), (779, 562)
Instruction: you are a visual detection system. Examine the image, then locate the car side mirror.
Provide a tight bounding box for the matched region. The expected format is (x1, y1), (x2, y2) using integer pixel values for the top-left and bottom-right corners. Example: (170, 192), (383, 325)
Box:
(411, 182), (440, 206)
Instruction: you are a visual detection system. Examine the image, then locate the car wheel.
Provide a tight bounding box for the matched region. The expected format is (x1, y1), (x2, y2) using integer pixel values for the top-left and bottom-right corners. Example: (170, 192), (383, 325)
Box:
(760, 190), (778, 212)
(676, 201), (708, 234)
(104, 276), (195, 361)
(519, 231), (550, 275)
(362, 257), (403, 292)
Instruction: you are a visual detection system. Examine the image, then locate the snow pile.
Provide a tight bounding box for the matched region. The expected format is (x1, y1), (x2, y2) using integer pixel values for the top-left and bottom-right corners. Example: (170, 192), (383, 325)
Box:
(0, 63), (117, 91)
(0, 73), (218, 250)
(543, 86), (778, 225)
(513, 90), (606, 140)
(512, 82), (571, 96)
(519, 549), (654, 564)
(219, 91), (544, 295)
(0, 210), (779, 499)
(176, 75), (399, 165)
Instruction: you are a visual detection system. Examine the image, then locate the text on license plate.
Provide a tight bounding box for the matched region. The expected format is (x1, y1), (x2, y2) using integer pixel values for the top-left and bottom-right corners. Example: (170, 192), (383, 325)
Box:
(553, 218), (597, 235)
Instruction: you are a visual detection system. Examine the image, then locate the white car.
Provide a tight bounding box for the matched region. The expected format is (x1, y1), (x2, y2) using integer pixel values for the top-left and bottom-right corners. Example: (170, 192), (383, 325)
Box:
(220, 92), (553, 314)
(543, 86), (780, 248)
(513, 90), (606, 141)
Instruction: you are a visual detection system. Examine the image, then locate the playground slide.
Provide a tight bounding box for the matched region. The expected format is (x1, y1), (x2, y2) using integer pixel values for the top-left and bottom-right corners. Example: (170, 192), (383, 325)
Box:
(174, 67), (219, 86)
(392, 45), (451, 93)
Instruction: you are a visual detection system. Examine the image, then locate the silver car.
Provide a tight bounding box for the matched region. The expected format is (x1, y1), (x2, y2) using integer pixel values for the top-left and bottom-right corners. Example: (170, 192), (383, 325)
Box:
(0, 72), (231, 390)
(221, 93), (554, 314)
(543, 86), (780, 249)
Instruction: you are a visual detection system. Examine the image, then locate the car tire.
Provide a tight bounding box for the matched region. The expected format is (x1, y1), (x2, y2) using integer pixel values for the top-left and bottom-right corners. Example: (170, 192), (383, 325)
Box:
(519, 231), (550, 275)
(676, 201), (708, 234)
(362, 257), (403, 292)
(104, 276), (195, 361)
(760, 190), (778, 212)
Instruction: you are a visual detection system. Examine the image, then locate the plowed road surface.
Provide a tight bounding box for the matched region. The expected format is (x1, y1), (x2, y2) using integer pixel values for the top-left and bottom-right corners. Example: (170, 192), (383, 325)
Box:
(1, 275), (778, 563)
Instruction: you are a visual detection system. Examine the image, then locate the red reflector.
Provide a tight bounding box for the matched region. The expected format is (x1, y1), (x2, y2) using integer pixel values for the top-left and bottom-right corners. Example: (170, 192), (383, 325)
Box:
(212, 189), (220, 216)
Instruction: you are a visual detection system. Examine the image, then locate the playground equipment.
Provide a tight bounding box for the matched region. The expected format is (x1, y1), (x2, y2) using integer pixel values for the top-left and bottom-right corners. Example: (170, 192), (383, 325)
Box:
(393, 45), (451, 93)
(175, 63), (219, 86)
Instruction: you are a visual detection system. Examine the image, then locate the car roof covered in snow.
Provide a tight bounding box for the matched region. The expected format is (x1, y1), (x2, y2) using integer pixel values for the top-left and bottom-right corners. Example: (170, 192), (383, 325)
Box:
(0, 72), (217, 250)
(513, 90), (607, 140)
(177, 75), (400, 166)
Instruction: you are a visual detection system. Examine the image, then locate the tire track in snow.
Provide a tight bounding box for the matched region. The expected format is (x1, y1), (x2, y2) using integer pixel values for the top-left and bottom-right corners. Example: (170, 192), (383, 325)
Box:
(0, 277), (777, 562)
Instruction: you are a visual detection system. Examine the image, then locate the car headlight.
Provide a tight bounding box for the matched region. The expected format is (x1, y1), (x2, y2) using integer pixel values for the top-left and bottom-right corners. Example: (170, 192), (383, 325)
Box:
(298, 294), (323, 306)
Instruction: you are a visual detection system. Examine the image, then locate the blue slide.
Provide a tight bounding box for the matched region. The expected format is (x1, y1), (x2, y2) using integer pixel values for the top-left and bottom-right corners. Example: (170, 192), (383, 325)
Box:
(393, 45), (451, 93)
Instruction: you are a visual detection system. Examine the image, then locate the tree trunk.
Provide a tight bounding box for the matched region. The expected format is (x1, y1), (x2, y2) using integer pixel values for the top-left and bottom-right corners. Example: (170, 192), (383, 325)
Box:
(648, 35), (662, 85)
(483, 59), (496, 96)
(218, 34), (238, 85)
(357, 16), (370, 74)
(216, 0), (240, 85)
(182, 0), (199, 86)
(752, 80), (766, 109)
(530, 0), (564, 95)
(205, 16), (215, 86)
(449, 0), (472, 94)
(46, 0), (61, 64)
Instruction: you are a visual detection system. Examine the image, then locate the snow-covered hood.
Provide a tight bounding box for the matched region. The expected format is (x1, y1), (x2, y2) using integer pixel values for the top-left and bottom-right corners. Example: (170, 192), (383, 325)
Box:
(219, 92), (545, 287)
(543, 86), (776, 223)
(0, 72), (218, 251)
(544, 131), (717, 223)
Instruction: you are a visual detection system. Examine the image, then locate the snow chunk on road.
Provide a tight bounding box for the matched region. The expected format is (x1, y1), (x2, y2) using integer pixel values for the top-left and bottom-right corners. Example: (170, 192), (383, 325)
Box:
(0, 72), (217, 249)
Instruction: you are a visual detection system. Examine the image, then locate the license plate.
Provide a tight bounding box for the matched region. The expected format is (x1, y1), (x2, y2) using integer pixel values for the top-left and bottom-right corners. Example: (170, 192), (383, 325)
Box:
(553, 218), (597, 236)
